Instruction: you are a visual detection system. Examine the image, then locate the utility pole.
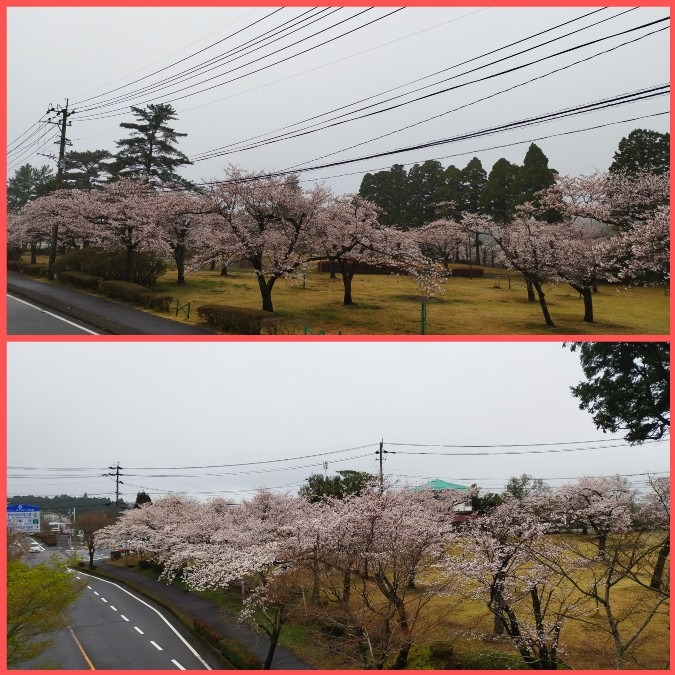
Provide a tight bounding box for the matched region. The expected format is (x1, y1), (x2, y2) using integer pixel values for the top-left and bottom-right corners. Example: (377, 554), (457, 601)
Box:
(104, 463), (124, 513)
(376, 439), (388, 492)
(46, 99), (75, 280)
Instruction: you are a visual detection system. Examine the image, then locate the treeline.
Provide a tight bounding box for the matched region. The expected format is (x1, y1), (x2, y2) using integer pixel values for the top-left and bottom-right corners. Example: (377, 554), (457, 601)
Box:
(8, 494), (126, 515)
(359, 129), (670, 237)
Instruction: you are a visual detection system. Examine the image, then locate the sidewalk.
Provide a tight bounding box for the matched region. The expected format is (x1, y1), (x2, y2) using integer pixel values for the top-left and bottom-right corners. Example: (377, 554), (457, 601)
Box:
(7, 273), (213, 335)
(93, 559), (313, 670)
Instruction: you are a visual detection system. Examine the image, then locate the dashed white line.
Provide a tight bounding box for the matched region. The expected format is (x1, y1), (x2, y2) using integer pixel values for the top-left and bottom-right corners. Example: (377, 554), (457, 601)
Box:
(93, 591), (100, 596)
(75, 570), (211, 669)
(110, 606), (117, 612)
(172, 659), (186, 670)
(87, 586), (92, 590)
(150, 641), (163, 651)
(134, 626), (144, 635)
(101, 598), (108, 603)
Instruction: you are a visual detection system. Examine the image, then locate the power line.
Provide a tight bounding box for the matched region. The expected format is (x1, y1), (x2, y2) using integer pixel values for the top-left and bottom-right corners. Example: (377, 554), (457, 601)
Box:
(197, 85), (669, 185)
(76, 8), (403, 119)
(290, 110), (669, 186)
(189, 7), (626, 161)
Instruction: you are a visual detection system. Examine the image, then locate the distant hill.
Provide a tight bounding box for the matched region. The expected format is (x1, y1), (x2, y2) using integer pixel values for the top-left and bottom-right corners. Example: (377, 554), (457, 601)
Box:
(7, 494), (127, 515)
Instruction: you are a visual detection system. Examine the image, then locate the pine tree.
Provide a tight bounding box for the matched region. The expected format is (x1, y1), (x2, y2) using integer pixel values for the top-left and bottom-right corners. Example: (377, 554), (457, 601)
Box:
(112, 103), (192, 183)
(460, 157), (487, 213)
(609, 129), (670, 176)
(479, 157), (520, 224)
(7, 164), (55, 212)
(63, 149), (113, 189)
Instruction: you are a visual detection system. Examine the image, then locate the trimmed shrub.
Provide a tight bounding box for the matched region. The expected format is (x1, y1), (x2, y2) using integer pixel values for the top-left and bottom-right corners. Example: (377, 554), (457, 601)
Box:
(7, 261), (23, 273)
(58, 271), (102, 291)
(193, 618), (262, 669)
(451, 267), (485, 278)
(53, 247), (166, 286)
(100, 280), (155, 306)
(145, 294), (172, 312)
(197, 304), (277, 335)
(21, 264), (49, 277)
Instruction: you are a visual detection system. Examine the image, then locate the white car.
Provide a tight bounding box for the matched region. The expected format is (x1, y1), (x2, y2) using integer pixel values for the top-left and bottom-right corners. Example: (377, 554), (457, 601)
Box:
(29, 544), (41, 553)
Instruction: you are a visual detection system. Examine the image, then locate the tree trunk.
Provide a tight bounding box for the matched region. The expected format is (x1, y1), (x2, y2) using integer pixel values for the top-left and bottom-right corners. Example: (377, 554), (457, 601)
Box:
(342, 569), (351, 604)
(220, 264), (228, 276)
(256, 275), (275, 312)
(581, 287), (594, 322)
(526, 278), (536, 302)
(210, 260), (216, 271)
(263, 608), (283, 670)
(174, 245), (186, 286)
(329, 260), (337, 279)
(30, 244), (37, 265)
(125, 244), (134, 283)
(650, 535), (669, 590)
(531, 278), (555, 327)
(571, 284), (594, 322)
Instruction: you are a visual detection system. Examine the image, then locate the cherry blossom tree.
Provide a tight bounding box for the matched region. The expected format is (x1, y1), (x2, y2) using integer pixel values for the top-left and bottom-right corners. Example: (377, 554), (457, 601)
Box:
(196, 168), (331, 312)
(415, 218), (467, 272)
(533, 479), (669, 669)
(314, 485), (461, 669)
(14, 188), (90, 257)
(310, 194), (384, 306)
(555, 476), (635, 556)
(635, 475), (670, 593)
(153, 187), (211, 285)
(81, 178), (169, 282)
(443, 496), (580, 669)
(465, 211), (557, 326)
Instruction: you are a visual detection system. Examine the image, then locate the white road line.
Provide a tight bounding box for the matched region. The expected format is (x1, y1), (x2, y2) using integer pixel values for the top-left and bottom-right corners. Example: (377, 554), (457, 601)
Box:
(93, 591), (100, 596)
(8, 294), (99, 334)
(172, 659), (186, 670)
(134, 626), (144, 635)
(110, 606), (117, 611)
(101, 598), (108, 603)
(150, 641), (163, 651)
(75, 570), (211, 669)
(121, 615), (129, 622)
(87, 586), (92, 590)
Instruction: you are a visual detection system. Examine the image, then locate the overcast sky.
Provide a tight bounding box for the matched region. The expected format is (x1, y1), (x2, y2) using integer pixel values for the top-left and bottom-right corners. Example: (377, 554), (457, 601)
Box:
(7, 342), (669, 504)
(7, 6), (670, 195)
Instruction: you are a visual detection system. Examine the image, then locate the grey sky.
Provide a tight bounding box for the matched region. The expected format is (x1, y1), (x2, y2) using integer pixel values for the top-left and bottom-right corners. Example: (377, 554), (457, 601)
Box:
(7, 342), (669, 503)
(7, 6), (670, 195)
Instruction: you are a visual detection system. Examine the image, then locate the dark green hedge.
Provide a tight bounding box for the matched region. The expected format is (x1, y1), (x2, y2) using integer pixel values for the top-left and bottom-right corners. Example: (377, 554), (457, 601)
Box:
(21, 264), (49, 277)
(7, 261), (23, 273)
(197, 304), (276, 334)
(145, 295), (173, 312)
(53, 247), (166, 286)
(99, 280), (155, 305)
(193, 617), (262, 669)
(58, 271), (102, 291)
(451, 267), (485, 278)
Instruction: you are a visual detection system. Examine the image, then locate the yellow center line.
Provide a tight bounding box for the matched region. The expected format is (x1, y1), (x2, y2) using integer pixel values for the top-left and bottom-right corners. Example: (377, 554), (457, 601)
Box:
(67, 625), (95, 670)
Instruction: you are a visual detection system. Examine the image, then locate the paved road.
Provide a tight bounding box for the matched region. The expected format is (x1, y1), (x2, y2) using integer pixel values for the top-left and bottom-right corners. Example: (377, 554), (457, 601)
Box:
(64, 570), (214, 670)
(7, 273), (213, 335)
(8, 294), (102, 334)
(18, 546), (216, 670)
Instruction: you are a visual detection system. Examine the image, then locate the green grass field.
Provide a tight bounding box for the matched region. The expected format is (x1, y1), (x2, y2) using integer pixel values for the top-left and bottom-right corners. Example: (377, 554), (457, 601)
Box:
(149, 264), (669, 335)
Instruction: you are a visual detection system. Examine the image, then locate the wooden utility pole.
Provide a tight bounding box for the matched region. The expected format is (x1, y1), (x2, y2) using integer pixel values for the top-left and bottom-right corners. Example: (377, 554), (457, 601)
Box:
(46, 99), (75, 280)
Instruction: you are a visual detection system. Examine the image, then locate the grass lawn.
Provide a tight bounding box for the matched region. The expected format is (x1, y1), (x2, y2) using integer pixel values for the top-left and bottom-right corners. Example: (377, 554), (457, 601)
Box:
(148, 264), (669, 335)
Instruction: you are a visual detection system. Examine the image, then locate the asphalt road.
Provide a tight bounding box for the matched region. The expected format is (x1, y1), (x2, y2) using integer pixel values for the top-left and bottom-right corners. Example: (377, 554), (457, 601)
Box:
(7, 294), (102, 335)
(17, 541), (215, 670)
(7, 273), (213, 335)
(64, 570), (213, 670)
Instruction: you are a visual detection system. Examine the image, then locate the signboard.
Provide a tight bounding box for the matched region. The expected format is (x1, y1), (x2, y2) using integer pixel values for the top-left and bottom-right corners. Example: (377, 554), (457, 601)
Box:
(7, 505), (41, 533)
